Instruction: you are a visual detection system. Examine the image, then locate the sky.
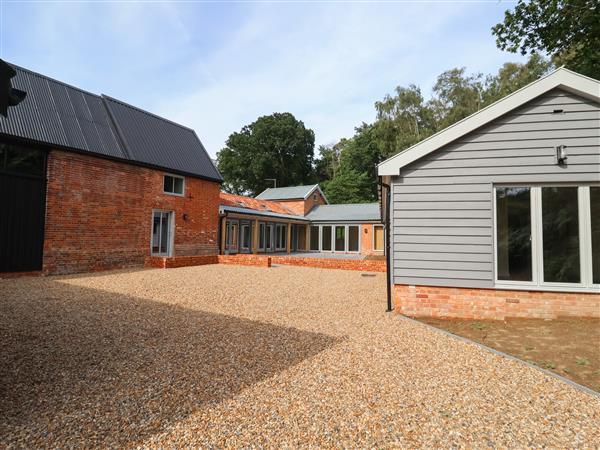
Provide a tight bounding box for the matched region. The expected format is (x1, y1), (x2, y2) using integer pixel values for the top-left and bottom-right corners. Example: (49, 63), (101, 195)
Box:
(1, 1), (525, 157)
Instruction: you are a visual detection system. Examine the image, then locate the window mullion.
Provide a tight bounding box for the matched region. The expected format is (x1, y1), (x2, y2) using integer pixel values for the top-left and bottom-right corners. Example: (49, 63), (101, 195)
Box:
(579, 187), (592, 287)
(532, 187), (542, 287)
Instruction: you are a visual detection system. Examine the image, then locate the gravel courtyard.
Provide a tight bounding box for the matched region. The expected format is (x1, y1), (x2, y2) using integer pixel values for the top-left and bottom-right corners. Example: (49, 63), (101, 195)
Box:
(1, 265), (599, 448)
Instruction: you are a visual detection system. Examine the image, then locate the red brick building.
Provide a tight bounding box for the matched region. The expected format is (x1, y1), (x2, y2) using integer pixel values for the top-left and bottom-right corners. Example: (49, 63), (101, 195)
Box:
(220, 185), (384, 256)
(1, 63), (222, 275)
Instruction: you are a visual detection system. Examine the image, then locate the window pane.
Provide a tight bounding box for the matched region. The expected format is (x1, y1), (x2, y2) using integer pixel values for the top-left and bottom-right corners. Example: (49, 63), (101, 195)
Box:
(4, 144), (45, 176)
(322, 226), (332, 251)
(542, 187), (580, 283)
(281, 225), (287, 249)
(265, 225), (272, 250)
(160, 213), (170, 254)
(164, 176), (173, 193)
(152, 213), (161, 254)
(174, 177), (184, 194)
(310, 226), (319, 250)
(241, 225), (251, 249)
(374, 226), (384, 251)
(496, 187), (532, 281)
(348, 226), (359, 252)
(259, 223), (265, 249)
(335, 226), (345, 252)
(590, 187), (599, 284)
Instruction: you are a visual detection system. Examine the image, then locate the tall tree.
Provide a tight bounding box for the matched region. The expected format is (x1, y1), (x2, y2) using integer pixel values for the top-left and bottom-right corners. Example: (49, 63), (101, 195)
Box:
(321, 124), (382, 203)
(492, 0), (600, 78)
(217, 113), (315, 195)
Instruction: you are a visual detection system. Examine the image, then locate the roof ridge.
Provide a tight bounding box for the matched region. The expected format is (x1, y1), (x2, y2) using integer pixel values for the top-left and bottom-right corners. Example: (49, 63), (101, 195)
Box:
(101, 94), (196, 133)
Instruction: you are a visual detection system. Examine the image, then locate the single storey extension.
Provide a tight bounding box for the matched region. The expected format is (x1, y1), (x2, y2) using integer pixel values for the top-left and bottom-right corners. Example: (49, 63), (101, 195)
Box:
(378, 68), (600, 320)
(219, 184), (384, 256)
(1, 62), (222, 275)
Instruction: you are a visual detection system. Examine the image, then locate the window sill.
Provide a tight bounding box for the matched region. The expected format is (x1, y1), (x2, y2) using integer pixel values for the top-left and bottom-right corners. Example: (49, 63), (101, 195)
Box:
(495, 283), (600, 294)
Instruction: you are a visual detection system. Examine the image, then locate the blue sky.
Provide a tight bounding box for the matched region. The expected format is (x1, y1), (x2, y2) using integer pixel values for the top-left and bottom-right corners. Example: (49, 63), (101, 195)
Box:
(2, 1), (524, 157)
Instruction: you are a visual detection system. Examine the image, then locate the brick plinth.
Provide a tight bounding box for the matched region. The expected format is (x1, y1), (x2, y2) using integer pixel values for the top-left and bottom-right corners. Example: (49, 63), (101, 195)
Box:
(394, 284), (600, 320)
(218, 255), (272, 267)
(145, 255), (218, 269)
(43, 150), (221, 275)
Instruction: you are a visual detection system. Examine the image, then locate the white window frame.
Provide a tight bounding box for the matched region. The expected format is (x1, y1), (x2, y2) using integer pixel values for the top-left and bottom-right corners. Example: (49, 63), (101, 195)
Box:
(493, 184), (599, 293)
(372, 224), (385, 252)
(312, 223), (362, 254)
(275, 223), (287, 251)
(240, 222), (251, 251)
(150, 209), (174, 257)
(163, 173), (185, 196)
(309, 225), (320, 251)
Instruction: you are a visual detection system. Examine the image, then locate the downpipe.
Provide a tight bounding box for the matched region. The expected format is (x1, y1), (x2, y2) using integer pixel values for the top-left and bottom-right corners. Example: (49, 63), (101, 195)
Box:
(378, 177), (393, 312)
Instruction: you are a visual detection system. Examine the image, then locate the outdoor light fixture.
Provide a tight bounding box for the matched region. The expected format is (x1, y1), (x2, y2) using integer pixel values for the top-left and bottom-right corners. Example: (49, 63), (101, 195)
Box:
(556, 145), (568, 165)
(0, 59), (27, 118)
(183, 213), (189, 221)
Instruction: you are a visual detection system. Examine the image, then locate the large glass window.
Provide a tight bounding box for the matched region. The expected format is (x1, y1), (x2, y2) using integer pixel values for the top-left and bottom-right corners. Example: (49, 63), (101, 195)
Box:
(0, 143), (46, 177)
(496, 187), (532, 282)
(275, 224), (287, 250)
(592, 187), (600, 285)
(151, 211), (172, 256)
(241, 223), (251, 250)
(259, 223), (265, 250)
(348, 226), (359, 252)
(335, 226), (345, 251)
(322, 226), (332, 251)
(542, 187), (580, 283)
(265, 223), (273, 251)
(310, 226), (319, 251)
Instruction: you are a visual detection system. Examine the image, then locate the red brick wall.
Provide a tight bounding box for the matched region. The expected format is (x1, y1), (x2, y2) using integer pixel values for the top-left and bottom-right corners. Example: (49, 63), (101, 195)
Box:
(272, 255), (385, 272)
(218, 254), (272, 267)
(394, 284), (600, 320)
(276, 190), (327, 216)
(43, 150), (220, 275)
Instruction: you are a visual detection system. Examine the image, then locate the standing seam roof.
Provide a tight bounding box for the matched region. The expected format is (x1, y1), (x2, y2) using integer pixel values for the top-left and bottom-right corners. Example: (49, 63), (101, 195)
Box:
(256, 184), (320, 200)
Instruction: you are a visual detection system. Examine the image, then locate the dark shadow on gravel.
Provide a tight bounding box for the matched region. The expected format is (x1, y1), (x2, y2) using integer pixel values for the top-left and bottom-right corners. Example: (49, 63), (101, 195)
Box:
(0, 280), (339, 448)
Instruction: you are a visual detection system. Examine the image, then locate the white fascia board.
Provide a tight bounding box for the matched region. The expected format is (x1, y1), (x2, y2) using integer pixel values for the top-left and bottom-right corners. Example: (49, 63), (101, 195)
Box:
(378, 68), (600, 176)
(306, 184), (329, 204)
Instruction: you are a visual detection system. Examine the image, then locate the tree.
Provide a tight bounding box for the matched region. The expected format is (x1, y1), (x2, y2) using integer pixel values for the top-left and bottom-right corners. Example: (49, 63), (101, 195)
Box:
(322, 169), (373, 204)
(374, 85), (435, 158)
(492, 0), (600, 78)
(314, 142), (343, 183)
(483, 54), (552, 103)
(217, 113), (315, 195)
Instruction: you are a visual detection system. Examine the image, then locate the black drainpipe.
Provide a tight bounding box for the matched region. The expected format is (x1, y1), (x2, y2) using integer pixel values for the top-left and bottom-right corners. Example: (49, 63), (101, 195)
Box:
(378, 176), (393, 312)
(218, 210), (227, 255)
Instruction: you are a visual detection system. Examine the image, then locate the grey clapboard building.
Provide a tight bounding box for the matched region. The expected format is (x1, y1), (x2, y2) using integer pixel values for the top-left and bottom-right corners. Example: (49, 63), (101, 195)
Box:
(378, 68), (600, 319)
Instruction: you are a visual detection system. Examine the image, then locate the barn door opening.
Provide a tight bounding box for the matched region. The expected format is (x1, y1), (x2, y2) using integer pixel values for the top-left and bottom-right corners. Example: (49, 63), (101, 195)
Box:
(0, 143), (47, 272)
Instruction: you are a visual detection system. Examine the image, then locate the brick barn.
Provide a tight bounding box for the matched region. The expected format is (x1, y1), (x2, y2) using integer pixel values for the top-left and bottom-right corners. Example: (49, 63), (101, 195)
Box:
(0, 63), (222, 275)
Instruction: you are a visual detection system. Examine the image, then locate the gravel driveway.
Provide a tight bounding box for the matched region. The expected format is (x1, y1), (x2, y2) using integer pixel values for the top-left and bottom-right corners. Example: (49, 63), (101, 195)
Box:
(1, 265), (599, 448)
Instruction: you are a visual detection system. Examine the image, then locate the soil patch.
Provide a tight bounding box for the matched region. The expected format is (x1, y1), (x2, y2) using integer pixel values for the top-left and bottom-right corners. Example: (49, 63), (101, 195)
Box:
(419, 316), (600, 392)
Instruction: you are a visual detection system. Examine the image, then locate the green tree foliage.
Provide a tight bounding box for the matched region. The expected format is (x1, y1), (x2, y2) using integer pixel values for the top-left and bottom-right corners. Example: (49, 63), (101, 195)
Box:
(217, 113), (315, 195)
(316, 55), (552, 203)
(492, 0), (600, 78)
(322, 169), (373, 204)
(321, 124), (382, 203)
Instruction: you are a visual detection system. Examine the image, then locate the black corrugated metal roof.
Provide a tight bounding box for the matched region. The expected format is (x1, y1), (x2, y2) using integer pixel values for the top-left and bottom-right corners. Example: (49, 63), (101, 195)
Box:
(0, 63), (222, 182)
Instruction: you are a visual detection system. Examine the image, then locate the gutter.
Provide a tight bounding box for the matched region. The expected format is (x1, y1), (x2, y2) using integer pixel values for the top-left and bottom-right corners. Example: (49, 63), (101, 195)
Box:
(378, 176), (393, 312)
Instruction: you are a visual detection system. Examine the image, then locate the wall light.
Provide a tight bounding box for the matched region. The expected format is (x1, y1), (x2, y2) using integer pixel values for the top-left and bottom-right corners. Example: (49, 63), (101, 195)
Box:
(556, 145), (568, 165)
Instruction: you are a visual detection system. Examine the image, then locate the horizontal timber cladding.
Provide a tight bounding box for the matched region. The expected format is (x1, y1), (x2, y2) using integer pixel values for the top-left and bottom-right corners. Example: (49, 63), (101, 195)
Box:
(392, 88), (600, 288)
